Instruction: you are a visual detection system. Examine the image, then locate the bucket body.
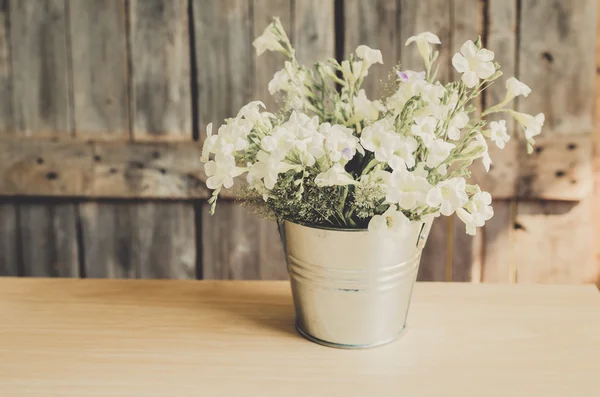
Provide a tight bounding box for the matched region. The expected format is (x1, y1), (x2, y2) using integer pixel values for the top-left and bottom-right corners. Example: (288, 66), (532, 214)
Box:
(280, 220), (431, 348)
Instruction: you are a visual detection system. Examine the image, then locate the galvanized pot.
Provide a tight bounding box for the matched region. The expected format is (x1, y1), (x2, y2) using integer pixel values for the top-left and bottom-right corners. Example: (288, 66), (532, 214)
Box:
(279, 219), (432, 349)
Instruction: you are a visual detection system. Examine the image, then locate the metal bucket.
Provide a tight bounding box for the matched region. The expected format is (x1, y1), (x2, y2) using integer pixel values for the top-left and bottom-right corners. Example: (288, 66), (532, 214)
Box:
(279, 219), (432, 349)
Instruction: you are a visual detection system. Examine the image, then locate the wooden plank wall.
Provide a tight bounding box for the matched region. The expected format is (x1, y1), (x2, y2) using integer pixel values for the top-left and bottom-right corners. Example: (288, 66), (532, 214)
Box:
(0, 0), (598, 284)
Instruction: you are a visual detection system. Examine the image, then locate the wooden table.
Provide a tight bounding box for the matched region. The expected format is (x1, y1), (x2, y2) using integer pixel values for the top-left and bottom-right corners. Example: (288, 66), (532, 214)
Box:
(0, 278), (599, 396)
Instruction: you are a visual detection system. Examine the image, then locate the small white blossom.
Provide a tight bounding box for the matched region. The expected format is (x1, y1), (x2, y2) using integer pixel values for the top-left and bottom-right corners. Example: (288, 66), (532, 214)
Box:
(205, 153), (246, 190)
(452, 40), (495, 88)
(368, 205), (411, 234)
(360, 118), (395, 159)
(504, 77), (531, 101)
(426, 177), (469, 216)
(385, 136), (419, 171)
(405, 32), (441, 66)
(447, 111), (469, 140)
(355, 45), (383, 68)
(268, 68), (292, 95)
(386, 169), (432, 211)
(341, 60), (366, 82)
(353, 89), (384, 122)
(411, 116), (438, 148)
(512, 112), (545, 140)
(426, 139), (455, 168)
(320, 123), (363, 163)
(252, 24), (285, 56)
(248, 150), (297, 190)
(315, 164), (357, 187)
(488, 120), (510, 149)
(456, 191), (494, 235)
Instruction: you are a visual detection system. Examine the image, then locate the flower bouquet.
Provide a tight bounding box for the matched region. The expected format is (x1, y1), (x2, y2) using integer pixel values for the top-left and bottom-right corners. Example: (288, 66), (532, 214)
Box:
(201, 18), (544, 348)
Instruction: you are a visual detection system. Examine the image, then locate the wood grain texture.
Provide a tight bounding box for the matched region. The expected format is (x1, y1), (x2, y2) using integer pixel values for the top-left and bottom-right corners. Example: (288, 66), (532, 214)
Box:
(9, 0), (80, 278)
(417, 218), (447, 281)
(68, 0), (129, 139)
(130, 0), (191, 139)
(516, 0), (597, 283)
(0, 138), (210, 198)
(595, 0), (600, 286)
(1, 279), (599, 396)
(253, 0), (292, 111)
(293, 0), (335, 65)
(194, 0), (253, 136)
(398, 0), (452, 81)
(0, 0), (11, 133)
(344, 0), (398, 97)
(481, 200), (513, 283)
(79, 203), (136, 278)
(0, 204), (18, 276)
(134, 203), (196, 279)
(18, 203), (79, 277)
(9, 0), (71, 136)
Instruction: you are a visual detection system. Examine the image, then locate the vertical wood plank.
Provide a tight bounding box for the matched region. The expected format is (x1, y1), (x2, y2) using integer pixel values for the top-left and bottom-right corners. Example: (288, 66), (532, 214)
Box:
(479, 0), (518, 284)
(79, 203), (136, 278)
(251, 0), (292, 280)
(399, 0), (452, 280)
(10, 0), (80, 277)
(10, 0), (71, 136)
(450, 0), (484, 282)
(69, 0), (136, 279)
(195, 0), (286, 280)
(0, 0), (11, 133)
(0, 204), (19, 276)
(293, 0), (335, 65)
(516, 0), (597, 283)
(130, 0), (191, 140)
(19, 203), (79, 277)
(134, 203), (196, 279)
(202, 203), (260, 280)
(130, 0), (196, 278)
(398, 0), (452, 81)
(69, 0), (129, 139)
(344, 0), (398, 97)
(481, 200), (512, 282)
(195, 0), (253, 133)
(252, 0), (292, 110)
(0, 1), (17, 277)
(594, 0), (600, 286)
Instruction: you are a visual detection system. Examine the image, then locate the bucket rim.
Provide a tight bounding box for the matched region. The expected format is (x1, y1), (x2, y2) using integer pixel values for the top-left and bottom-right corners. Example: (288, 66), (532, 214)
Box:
(281, 219), (369, 233)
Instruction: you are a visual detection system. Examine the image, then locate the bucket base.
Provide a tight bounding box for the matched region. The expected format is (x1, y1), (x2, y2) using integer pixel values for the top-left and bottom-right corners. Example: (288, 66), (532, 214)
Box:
(295, 323), (407, 349)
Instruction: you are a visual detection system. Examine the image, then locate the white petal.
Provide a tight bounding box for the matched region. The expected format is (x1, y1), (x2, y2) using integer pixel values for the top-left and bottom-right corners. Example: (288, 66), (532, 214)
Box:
(460, 40), (477, 57)
(368, 215), (387, 232)
(476, 61), (496, 79)
(461, 71), (479, 88)
(477, 48), (495, 62)
(452, 53), (469, 73)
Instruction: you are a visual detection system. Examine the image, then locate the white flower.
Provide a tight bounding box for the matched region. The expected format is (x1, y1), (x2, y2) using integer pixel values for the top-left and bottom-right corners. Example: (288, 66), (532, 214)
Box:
(505, 77), (531, 101)
(315, 164), (357, 187)
(280, 112), (326, 166)
(467, 133), (492, 172)
(341, 60), (366, 82)
(353, 89), (385, 122)
(253, 24), (285, 56)
(386, 170), (432, 211)
(268, 68), (292, 95)
(405, 32), (441, 66)
(426, 139), (455, 168)
(236, 101), (272, 125)
(452, 40), (495, 88)
(512, 112), (545, 140)
(456, 191), (494, 235)
(205, 153), (246, 190)
(201, 123), (214, 162)
(368, 205), (411, 234)
(426, 177), (469, 216)
(396, 70), (425, 82)
(384, 136), (418, 171)
(248, 150), (297, 190)
(447, 111), (469, 140)
(360, 118), (395, 158)
(320, 123), (363, 163)
(488, 120), (510, 149)
(355, 45), (383, 67)
(411, 116), (438, 147)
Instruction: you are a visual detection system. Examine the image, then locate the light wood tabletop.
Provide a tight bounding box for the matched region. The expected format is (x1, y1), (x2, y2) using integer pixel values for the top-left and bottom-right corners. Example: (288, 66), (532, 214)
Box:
(0, 278), (599, 396)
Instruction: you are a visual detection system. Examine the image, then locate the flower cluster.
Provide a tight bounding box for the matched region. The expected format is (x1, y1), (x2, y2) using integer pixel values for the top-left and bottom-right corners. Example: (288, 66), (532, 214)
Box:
(201, 18), (544, 235)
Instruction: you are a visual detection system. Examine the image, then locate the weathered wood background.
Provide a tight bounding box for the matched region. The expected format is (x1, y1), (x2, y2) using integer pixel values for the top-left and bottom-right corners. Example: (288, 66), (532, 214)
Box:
(0, 0), (598, 284)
